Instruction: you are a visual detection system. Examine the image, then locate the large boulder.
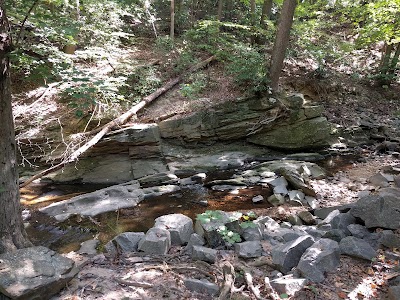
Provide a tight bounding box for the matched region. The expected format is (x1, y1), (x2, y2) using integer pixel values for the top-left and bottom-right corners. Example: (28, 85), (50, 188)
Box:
(0, 246), (77, 300)
(39, 181), (144, 221)
(350, 194), (400, 229)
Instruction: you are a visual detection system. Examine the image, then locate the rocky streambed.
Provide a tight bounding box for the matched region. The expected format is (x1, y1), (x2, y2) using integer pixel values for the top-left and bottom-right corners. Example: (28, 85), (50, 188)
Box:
(4, 92), (400, 299)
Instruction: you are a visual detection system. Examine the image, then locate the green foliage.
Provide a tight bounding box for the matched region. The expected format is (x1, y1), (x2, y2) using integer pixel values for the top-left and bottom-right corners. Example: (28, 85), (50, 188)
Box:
(196, 210), (223, 223)
(226, 44), (269, 93)
(180, 72), (208, 99)
(124, 66), (162, 101)
(217, 225), (242, 244)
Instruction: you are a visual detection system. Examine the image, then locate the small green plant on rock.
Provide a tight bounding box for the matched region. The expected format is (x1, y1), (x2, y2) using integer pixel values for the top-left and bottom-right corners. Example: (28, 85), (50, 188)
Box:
(217, 225), (242, 244)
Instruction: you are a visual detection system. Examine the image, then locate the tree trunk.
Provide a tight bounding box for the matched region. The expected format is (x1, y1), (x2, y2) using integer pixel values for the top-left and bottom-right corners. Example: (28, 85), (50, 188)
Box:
(0, 1), (32, 254)
(250, 0), (256, 44)
(388, 43), (400, 77)
(170, 0), (175, 40)
(218, 0), (224, 21)
(269, 0), (297, 92)
(260, 0), (273, 28)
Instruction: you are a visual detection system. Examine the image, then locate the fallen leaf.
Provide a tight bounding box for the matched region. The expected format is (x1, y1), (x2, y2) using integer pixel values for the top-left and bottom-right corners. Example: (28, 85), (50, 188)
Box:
(338, 291), (347, 299)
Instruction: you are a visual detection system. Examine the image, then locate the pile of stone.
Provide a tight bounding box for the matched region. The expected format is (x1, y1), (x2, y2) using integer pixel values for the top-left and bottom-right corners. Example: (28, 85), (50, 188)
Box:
(102, 183), (400, 298)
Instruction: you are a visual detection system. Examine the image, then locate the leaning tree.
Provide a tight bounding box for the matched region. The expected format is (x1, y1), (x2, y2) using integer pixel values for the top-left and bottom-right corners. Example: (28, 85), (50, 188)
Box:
(0, 0), (31, 253)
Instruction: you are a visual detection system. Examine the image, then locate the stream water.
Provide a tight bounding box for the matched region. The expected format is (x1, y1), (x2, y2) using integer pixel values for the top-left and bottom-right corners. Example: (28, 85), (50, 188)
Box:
(20, 154), (360, 253)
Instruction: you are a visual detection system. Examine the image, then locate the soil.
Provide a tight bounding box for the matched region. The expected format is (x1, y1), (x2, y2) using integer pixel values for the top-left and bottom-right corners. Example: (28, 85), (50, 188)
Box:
(12, 37), (400, 299)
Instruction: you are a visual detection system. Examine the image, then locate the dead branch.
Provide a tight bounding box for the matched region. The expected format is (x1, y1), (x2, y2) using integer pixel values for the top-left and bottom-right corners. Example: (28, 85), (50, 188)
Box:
(218, 261), (236, 300)
(20, 55), (216, 188)
(264, 277), (281, 300)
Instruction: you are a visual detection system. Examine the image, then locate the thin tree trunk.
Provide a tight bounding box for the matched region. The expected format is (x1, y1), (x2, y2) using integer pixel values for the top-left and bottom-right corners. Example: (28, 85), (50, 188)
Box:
(15, 0), (40, 46)
(250, 0), (256, 44)
(269, 0), (297, 92)
(387, 43), (400, 81)
(170, 0), (175, 39)
(218, 0), (224, 21)
(0, 1), (32, 253)
(260, 0), (273, 28)
(21, 56), (217, 188)
(379, 42), (393, 75)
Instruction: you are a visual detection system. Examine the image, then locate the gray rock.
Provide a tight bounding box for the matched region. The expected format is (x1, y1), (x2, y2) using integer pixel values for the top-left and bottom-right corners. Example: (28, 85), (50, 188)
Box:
(272, 235), (314, 273)
(0, 246), (77, 300)
(388, 285), (400, 300)
(323, 229), (347, 242)
(247, 117), (332, 150)
(39, 181), (144, 221)
(329, 212), (356, 235)
(347, 224), (371, 239)
(256, 216), (280, 231)
(340, 236), (377, 260)
(368, 173), (390, 187)
(273, 185), (289, 195)
(78, 239), (99, 256)
(242, 226), (263, 241)
(288, 190), (305, 202)
(350, 194), (400, 229)
(192, 246), (217, 263)
(305, 196), (318, 209)
(280, 168), (317, 197)
(270, 277), (308, 296)
(138, 172), (179, 187)
(184, 233), (205, 254)
(269, 176), (289, 188)
(252, 195), (264, 203)
(267, 194), (285, 206)
(235, 241), (262, 258)
(154, 214), (194, 245)
(131, 158), (169, 179)
(105, 232), (145, 255)
(138, 227), (171, 255)
(298, 211), (316, 225)
(380, 231), (400, 249)
(142, 185), (181, 199)
(297, 239), (340, 282)
(184, 278), (219, 296)
(288, 215), (304, 226)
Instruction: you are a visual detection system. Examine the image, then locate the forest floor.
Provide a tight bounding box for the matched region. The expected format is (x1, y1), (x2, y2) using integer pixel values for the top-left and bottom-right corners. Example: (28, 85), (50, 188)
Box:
(12, 38), (400, 300)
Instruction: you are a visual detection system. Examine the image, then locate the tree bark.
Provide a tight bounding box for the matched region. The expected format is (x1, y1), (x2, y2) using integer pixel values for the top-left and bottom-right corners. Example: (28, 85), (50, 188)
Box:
(218, 0), (224, 21)
(250, 0), (256, 44)
(269, 0), (297, 92)
(20, 56), (217, 187)
(260, 0), (273, 28)
(0, 1), (32, 254)
(170, 0), (175, 40)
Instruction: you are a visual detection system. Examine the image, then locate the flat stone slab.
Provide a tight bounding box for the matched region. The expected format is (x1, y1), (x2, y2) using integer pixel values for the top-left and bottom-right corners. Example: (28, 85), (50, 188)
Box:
(0, 246), (77, 300)
(235, 241), (262, 258)
(39, 181), (144, 221)
(340, 236), (377, 261)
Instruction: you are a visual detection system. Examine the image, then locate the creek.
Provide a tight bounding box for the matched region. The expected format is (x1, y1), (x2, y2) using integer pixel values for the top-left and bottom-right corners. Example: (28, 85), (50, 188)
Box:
(20, 154), (360, 253)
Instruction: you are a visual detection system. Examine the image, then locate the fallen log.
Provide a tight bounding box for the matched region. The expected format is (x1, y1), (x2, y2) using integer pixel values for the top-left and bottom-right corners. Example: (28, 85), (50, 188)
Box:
(20, 55), (216, 188)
